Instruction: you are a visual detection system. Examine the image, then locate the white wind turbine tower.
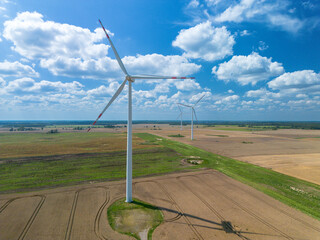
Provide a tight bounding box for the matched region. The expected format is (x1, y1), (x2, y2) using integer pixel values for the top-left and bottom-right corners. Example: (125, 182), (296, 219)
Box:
(177, 104), (183, 131)
(88, 19), (196, 203)
(178, 94), (205, 140)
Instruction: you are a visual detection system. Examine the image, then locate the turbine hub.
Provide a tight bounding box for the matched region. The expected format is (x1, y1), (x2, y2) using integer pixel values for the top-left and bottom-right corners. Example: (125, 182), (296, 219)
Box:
(126, 75), (134, 82)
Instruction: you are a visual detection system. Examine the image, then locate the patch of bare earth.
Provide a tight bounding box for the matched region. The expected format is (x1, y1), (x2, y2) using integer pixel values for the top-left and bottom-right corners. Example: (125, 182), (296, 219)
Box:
(115, 209), (153, 240)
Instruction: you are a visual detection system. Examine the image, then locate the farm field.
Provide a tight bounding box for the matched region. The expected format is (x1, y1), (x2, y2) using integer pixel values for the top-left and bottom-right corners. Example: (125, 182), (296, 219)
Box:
(0, 132), (202, 193)
(1, 170), (320, 240)
(1, 127), (320, 239)
(144, 125), (320, 185)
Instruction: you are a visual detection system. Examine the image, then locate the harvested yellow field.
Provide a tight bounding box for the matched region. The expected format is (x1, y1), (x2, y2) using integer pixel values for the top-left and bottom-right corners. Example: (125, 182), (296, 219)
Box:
(1, 170), (319, 240)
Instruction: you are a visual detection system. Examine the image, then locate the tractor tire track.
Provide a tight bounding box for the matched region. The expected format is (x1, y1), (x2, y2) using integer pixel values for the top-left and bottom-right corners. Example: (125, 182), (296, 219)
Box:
(64, 189), (80, 240)
(18, 195), (46, 240)
(0, 197), (19, 213)
(204, 171), (320, 233)
(94, 187), (110, 240)
(133, 181), (182, 223)
(65, 187), (109, 240)
(177, 176), (250, 240)
(189, 175), (294, 240)
(146, 180), (204, 240)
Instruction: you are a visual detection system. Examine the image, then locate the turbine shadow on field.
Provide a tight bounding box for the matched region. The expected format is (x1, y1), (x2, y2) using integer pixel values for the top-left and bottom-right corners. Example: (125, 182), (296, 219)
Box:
(156, 205), (284, 239)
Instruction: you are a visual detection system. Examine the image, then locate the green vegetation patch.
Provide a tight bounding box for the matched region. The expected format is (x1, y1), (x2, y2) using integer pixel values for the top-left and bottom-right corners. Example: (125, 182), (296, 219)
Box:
(0, 132), (148, 159)
(168, 134), (185, 137)
(0, 133), (203, 193)
(242, 141), (253, 144)
(135, 133), (320, 221)
(108, 198), (163, 240)
(206, 134), (229, 137)
(295, 136), (320, 139)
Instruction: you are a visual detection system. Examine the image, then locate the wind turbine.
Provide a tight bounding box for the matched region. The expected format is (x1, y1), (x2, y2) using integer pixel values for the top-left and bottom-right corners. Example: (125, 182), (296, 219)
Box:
(88, 19), (196, 203)
(178, 94), (205, 140)
(176, 104), (183, 131)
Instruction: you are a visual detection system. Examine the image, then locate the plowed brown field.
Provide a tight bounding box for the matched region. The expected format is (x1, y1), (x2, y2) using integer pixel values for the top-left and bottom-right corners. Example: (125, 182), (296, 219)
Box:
(1, 170), (319, 240)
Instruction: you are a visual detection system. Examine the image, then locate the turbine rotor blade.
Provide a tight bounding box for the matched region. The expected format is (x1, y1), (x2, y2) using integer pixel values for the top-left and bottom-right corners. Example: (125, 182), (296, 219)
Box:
(194, 94), (205, 106)
(88, 79), (127, 132)
(177, 103), (192, 108)
(177, 105), (182, 113)
(131, 75), (195, 80)
(193, 108), (199, 122)
(99, 19), (128, 76)
(176, 113), (182, 120)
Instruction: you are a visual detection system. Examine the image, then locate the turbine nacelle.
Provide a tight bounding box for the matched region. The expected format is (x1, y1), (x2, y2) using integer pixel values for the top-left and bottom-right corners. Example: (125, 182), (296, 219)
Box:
(126, 75), (135, 82)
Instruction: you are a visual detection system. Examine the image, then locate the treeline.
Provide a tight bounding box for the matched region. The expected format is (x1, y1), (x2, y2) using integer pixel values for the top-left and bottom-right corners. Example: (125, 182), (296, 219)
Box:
(234, 122), (320, 130)
(1, 120), (320, 130)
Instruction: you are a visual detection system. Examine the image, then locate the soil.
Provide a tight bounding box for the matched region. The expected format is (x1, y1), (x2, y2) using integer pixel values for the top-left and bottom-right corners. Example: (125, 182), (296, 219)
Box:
(1, 170), (319, 240)
(115, 209), (152, 239)
(139, 125), (320, 185)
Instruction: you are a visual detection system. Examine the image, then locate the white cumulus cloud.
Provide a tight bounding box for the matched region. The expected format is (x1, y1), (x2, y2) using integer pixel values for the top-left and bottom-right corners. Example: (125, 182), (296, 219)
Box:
(212, 52), (284, 85)
(4, 78), (84, 95)
(40, 56), (121, 80)
(268, 70), (320, 90)
(246, 88), (280, 98)
(214, 0), (305, 33)
(267, 14), (304, 34)
(174, 79), (201, 91)
(240, 30), (250, 36)
(40, 54), (200, 80)
(124, 54), (201, 76)
(3, 11), (107, 60)
(215, 94), (239, 105)
(87, 82), (121, 97)
(172, 21), (235, 61)
(0, 60), (39, 78)
(3, 11), (201, 80)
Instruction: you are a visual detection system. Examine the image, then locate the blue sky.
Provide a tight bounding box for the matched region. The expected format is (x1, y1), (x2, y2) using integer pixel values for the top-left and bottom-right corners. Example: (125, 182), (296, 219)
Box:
(0, 0), (319, 121)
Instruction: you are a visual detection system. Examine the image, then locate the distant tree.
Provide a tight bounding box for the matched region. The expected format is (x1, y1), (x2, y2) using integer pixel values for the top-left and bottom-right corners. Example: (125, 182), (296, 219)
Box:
(47, 129), (59, 134)
(18, 126), (25, 131)
(104, 125), (115, 128)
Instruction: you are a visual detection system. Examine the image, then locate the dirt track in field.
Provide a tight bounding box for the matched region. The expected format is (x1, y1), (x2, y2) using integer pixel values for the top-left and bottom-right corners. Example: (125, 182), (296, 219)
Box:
(139, 125), (320, 185)
(1, 169), (319, 240)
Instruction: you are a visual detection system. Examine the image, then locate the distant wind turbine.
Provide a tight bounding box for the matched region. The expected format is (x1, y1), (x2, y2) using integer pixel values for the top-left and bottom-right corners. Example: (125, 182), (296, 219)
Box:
(88, 19), (196, 203)
(176, 104), (183, 131)
(178, 94), (205, 140)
